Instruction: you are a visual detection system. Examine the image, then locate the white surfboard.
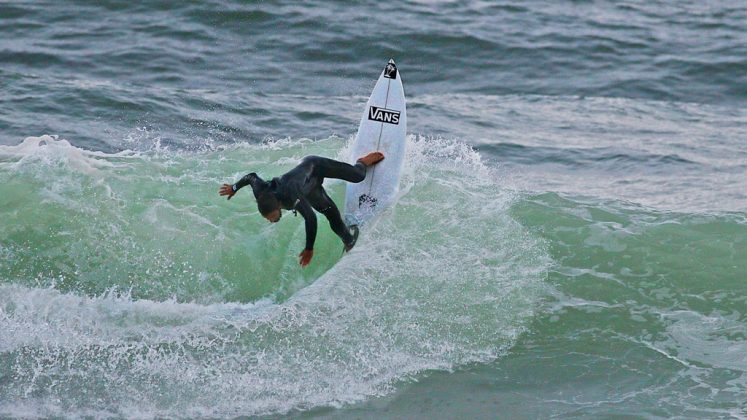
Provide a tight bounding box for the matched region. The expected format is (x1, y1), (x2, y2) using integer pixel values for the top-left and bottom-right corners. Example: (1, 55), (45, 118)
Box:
(344, 59), (407, 227)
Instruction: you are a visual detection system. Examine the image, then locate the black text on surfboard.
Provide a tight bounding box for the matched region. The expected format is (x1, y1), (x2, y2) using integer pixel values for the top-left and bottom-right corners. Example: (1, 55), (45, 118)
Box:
(368, 106), (400, 125)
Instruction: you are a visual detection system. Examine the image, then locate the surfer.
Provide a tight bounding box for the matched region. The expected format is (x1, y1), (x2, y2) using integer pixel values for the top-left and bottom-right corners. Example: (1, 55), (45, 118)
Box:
(219, 152), (384, 267)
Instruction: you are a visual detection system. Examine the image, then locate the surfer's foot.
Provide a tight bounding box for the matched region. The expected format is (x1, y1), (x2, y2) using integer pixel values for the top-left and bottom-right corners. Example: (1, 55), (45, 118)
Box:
(344, 225), (359, 252)
(357, 152), (384, 167)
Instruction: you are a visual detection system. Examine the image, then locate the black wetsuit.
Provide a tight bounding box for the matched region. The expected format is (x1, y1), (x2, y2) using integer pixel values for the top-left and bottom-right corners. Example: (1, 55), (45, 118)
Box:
(233, 156), (366, 250)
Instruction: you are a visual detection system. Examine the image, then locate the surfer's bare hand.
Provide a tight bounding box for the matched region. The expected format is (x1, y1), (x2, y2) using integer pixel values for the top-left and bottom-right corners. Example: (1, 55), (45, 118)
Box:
(219, 184), (235, 200)
(298, 249), (313, 267)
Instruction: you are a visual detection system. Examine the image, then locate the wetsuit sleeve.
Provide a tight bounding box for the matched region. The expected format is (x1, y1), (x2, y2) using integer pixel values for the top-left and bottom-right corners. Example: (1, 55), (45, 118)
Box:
(295, 198), (317, 251)
(232, 173), (259, 192)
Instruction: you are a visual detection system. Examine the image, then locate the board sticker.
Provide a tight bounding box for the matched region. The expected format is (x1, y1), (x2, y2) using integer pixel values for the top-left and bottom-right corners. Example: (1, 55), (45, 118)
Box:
(359, 194), (378, 208)
(383, 60), (397, 79)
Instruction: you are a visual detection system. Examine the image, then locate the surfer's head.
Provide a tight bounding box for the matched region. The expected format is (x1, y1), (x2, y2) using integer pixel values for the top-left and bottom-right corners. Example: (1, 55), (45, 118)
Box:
(257, 192), (281, 223)
(246, 173), (281, 222)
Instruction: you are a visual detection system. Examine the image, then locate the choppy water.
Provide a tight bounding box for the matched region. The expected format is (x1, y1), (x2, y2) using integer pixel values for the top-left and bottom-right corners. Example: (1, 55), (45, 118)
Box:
(2, 1), (746, 418)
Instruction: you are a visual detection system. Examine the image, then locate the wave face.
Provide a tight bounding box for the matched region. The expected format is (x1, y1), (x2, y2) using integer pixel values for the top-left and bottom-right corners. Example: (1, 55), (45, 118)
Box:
(504, 194), (747, 419)
(332, 193), (747, 419)
(0, 135), (548, 417)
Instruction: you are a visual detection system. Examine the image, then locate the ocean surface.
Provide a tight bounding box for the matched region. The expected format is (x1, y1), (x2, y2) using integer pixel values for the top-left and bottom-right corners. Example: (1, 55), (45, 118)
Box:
(2, 1), (747, 418)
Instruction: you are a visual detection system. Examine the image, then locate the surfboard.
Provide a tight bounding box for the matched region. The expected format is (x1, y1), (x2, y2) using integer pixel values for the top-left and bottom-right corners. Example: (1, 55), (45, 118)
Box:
(344, 59), (407, 227)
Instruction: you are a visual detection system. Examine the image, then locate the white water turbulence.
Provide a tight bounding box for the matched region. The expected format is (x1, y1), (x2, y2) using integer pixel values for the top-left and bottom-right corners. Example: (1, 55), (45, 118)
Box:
(0, 135), (549, 417)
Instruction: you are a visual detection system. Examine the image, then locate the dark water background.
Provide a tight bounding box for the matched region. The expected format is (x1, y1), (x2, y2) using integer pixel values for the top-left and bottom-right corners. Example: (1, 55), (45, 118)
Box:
(3, 1), (747, 149)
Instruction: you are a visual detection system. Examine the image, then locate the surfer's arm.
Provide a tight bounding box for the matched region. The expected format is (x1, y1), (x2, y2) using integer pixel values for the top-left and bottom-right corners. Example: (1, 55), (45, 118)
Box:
(295, 198), (316, 267)
(232, 173), (262, 192)
(296, 198), (317, 251)
(219, 173), (261, 200)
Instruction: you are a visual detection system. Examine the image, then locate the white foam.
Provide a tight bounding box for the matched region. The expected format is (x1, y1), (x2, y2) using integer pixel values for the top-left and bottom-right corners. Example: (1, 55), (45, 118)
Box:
(0, 135), (137, 174)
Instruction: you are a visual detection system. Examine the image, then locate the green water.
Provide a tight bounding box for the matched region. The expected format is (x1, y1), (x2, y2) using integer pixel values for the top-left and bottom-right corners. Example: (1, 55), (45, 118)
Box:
(1, 135), (553, 417)
(303, 193), (747, 419)
(3, 135), (745, 418)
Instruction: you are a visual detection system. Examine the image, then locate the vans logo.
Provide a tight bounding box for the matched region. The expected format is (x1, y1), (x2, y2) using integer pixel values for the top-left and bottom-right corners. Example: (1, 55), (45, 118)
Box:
(368, 106), (401, 125)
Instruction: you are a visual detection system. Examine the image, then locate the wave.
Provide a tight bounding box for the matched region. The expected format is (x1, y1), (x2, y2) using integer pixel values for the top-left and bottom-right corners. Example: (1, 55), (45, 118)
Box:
(0, 134), (549, 417)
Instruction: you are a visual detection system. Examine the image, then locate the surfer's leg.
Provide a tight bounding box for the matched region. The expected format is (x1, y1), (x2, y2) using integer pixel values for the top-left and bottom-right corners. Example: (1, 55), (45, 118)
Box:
(321, 205), (353, 245)
(308, 186), (355, 245)
(310, 157), (368, 183)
